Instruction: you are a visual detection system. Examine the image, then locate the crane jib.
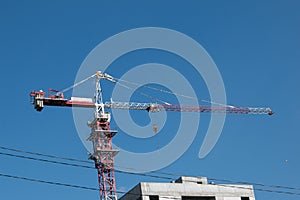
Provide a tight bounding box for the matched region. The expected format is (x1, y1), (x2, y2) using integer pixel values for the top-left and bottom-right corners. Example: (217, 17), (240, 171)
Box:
(29, 91), (273, 115)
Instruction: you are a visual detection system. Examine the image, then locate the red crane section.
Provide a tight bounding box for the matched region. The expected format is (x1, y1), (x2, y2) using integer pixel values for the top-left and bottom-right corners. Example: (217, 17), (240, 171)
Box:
(30, 90), (94, 111)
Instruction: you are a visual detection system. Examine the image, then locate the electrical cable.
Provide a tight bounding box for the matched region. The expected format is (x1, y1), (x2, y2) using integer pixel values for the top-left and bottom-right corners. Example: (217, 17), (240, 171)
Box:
(0, 150), (173, 180)
(0, 151), (93, 169)
(0, 173), (98, 191)
(1, 145), (299, 191)
(1, 172), (300, 197)
(0, 145), (90, 164)
(0, 145), (174, 180)
(0, 172), (179, 199)
(0, 145), (299, 194)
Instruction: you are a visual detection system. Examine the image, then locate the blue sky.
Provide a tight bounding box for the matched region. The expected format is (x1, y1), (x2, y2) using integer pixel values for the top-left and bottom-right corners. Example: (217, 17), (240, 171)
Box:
(0, 1), (299, 200)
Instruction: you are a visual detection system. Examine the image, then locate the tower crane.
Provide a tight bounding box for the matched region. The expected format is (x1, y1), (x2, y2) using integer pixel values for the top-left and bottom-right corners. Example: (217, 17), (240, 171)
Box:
(29, 71), (273, 200)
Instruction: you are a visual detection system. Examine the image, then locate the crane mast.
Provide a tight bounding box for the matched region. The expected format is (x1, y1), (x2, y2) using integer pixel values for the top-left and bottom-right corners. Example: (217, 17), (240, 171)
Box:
(88, 71), (118, 200)
(29, 71), (273, 200)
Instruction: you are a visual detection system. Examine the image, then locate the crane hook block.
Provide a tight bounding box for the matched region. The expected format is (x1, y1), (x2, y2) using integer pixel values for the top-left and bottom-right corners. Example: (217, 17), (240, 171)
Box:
(153, 124), (158, 133)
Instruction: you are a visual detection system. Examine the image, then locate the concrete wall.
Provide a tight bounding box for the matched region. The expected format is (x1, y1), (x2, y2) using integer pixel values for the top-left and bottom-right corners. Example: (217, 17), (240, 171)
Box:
(119, 177), (255, 200)
(140, 182), (255, 199)
(119, 183), (142, 200)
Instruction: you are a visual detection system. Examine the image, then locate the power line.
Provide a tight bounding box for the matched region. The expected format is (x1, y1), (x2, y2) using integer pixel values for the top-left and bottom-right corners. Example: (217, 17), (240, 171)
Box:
(1, 145), (299, 194)
(215, 183), (300, 196)
(113, 163), (300, 193)
(0, 145), (174, 180)
(0, 151), (93, 169)
(0, 149), (299, 197)
(1, 172), (300, 197)
(0, 145), (172, 180)
(0, 145), (90, 164)
(1, 145), (299, 192)
(0, 150), (173, 180)
(210, 178), (300, 192)
(0, 172), (179, 199)
(0, 172), (98, 191)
